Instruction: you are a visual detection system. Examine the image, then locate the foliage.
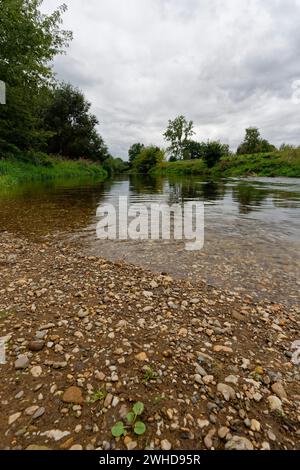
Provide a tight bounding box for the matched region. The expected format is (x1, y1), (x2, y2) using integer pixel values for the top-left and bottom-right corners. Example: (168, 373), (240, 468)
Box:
(186, 140), (206, 160)
(0, 154), (107, 189)
(203, 140), (229, 168)
(111, 402), (146, 437)
(237, 128), (276, 155)
(132, 145), (165, 174)
(103, 156), (128, 176)
(164, 115), (194, 160)
(142, 367), (159, 384)
(128, 143), (144, 167)
(44, 83), (109, 162)
(89, 389), (106, 404)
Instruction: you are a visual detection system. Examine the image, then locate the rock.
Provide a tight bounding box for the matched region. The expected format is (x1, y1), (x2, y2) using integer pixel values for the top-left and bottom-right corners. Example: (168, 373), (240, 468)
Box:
(32, 407), (45, 420)
(25, 405), (39, 416)
(15, 355), (29, 370)
(225, 436), (254, 451)
(194, 374), (203, 384)
(232, 311), (246, 322)
(225, 375), (239, 385)
(204, 429), (215, 449)
(197, 419), (210, 429)
(218, 427), (229, 439)
(267, 395), (282, 412)
(26, 445), (51, 451)
(30, 366), (43, 378)
(217, 383), (236, 401)
(41, 430), (71, 441)
(203, 375), (214, 385)
(195, 364), (207, 376)
(70, 445), (83, 451)
(104, 393), (113, 408)
(62, 386), (84, 405)
(213, 345), (233, 354)
(250, 419), (261, 432)
(161, 439), (172, 450)
(271, 382), (287, 400)
(28, 340), (45, 352)
(8, 412), (21, 425)
(135, 352), (148, 361)
(178, 328), (188, 337)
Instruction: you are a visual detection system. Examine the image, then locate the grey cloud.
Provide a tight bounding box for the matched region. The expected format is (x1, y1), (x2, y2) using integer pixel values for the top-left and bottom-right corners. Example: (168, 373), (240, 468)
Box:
(43, 0), (300, 158)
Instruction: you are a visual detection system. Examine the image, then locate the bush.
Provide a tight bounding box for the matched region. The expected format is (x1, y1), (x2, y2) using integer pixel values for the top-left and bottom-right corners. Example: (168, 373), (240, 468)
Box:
(133, 146), (165, 174)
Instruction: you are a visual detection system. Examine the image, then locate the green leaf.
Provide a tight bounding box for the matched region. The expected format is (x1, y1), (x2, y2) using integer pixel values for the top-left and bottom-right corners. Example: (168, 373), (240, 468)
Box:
(126, 412), (135, 424)
(111, 421), (125, 437)
(133, 402), (144, 416)
(134, 421), (146, 435)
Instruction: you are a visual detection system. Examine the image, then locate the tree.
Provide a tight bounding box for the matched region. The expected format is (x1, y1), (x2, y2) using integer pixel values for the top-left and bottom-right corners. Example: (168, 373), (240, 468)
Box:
(186, 140), (207, 160)
(128, 143), (144, 167)
(0, 0), (72, 153)
(203, 141), (229, 168)
(164, 115), (195, 160)
(132, 146), (164, 174)
(237, 128), (276, 155)
(44, 83), (109, 162)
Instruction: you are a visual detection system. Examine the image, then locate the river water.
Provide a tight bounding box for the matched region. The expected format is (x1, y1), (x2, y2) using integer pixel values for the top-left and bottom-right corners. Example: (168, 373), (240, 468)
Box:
(0, 175), (299, 306)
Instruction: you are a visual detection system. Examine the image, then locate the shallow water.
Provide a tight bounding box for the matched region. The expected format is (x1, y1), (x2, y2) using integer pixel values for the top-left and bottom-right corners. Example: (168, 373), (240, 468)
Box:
(0, 175), (299, 306)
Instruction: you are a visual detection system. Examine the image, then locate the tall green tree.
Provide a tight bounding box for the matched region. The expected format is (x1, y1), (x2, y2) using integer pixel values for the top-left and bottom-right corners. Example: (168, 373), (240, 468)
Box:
(132, 146), (164, 174)
(164, 115), (195, 161)
(44, 83), (109, 162)
(237, 128), (276, 155)
(0, 0), (72, 152)
(128, 143), (144, 167)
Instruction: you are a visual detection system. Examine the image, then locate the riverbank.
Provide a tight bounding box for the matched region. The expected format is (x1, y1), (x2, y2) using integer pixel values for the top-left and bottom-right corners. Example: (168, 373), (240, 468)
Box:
(0, 155), (107, 190)
(155, 149), (300, 178)
(0, 232), (299, 450)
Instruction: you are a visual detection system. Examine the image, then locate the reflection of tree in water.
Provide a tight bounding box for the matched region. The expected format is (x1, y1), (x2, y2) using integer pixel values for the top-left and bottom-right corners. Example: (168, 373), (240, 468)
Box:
(232, 184), (268, 214)
(129, 174), (164, 194)
(167, 177), (227, 205)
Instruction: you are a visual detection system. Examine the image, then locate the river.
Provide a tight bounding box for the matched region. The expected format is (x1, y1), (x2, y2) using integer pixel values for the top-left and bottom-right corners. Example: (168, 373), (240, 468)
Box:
(0, 175), (299, 307)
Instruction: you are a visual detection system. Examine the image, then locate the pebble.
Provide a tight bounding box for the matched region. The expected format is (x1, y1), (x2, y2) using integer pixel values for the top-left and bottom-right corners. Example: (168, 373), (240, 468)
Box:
(271, 382), (287, 400)
(225, 436), (254, 450)
(8, 412), (22, 425)
(14, 355), (29, 370)
(161, 439), (172, 450)
(217, 383), (236, 401)
(267, 395), (282, 412)
(30, 366), (43, 377)
(62, 387), (84, 405)
(28, 340), (45, 352)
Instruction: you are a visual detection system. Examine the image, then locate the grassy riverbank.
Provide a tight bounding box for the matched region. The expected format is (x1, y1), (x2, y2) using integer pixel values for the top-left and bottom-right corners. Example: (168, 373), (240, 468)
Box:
(0, 154), (107, 190)
(154, 148), (300, 178)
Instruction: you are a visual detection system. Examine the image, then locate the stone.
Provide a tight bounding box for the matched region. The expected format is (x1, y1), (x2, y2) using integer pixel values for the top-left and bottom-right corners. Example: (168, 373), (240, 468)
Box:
(218, 427), (230, 439)
(62, 386), (84, 405)
(32, 407), (45, 420)
(161, 439), (172, 450)
(271, 382), (287, 400)
(135, 352), (148, 361)
(204, 429), (215, 449)
(104, 393), (113, 408)
(8, 412), (21, 425)
(250, 419), (261, 432)
(197, 419), (210, 429)
(217, 383), (236, 401)
(28, 340), (45, 352)
(70, 445), (83, 451)
(267, 395), (282, 412)
(213, 345), (233, 354)
(41, 430), (71, 441)
(15, 355), (29, 370)
(225, 375), (239, 385)
(225, 436), (254, 451)
(25, 406), (39, 416)
(26, 445), (51, 451)
(30, 366), (43, 378)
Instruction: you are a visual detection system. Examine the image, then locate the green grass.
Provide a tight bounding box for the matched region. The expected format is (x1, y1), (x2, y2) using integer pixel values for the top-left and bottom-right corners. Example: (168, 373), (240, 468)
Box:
(0, 154), (107, 190)
(154, 149), (300, 178)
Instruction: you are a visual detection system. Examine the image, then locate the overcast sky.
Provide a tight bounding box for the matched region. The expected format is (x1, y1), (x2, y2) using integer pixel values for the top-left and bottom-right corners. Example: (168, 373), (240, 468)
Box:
(43, 0), (300, 159)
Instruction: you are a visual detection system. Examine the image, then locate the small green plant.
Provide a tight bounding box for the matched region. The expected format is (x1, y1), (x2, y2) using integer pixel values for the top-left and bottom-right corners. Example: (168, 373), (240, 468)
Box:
(111, 401), (146, 437)
(142, 367), (159, 384)
(88, 389), (106, 404)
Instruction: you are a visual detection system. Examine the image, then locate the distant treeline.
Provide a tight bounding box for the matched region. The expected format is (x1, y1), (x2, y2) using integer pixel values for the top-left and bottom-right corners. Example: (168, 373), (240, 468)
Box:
(0, 1), (127, 175)
(129, 115), (300, 174)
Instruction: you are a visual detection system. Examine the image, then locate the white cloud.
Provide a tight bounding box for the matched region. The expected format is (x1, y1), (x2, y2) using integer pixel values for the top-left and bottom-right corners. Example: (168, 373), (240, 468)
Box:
(43, 0), (300, 158)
